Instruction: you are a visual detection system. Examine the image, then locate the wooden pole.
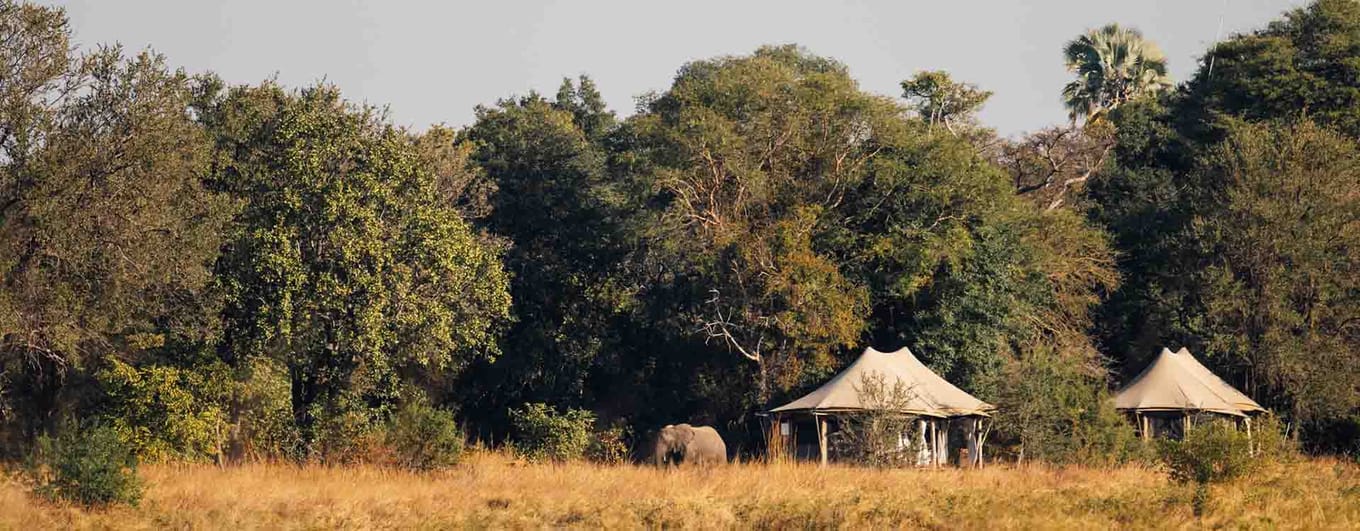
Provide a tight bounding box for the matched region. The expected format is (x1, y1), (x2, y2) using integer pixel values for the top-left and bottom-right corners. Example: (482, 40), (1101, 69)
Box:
(816, 415), (828, 466)
(1245, 417), (1254, 456)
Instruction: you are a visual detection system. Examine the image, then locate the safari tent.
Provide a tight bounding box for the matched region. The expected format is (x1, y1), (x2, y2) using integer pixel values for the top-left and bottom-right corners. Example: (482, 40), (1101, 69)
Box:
(1114, 347), (1264, 441)
(768, 346), (994, 467)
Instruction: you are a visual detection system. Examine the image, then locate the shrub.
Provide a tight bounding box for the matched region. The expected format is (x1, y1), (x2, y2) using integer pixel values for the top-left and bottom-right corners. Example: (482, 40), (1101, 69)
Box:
(29, 423), (144, 507)
(586, 424), (629, 464)
(388, 401), (464, 471)
(95, 357), (226, 463)
(831, 373), (921, 468)
(990, 347), (1143, 466)
(221, 358), (298, 463)
(310, 397), (384, 465)
(1248, 412), (1297, 465)
(1157, 420), (1257, 485)
(508, 402), (593, 462)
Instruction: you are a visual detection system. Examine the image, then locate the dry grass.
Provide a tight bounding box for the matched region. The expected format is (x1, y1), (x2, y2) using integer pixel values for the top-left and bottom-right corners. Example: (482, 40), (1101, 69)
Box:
(1, 451), (1357, 530)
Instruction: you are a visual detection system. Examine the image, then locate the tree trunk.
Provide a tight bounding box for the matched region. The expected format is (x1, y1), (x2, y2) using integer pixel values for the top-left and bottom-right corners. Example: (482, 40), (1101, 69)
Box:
(289, 364), (318, 459)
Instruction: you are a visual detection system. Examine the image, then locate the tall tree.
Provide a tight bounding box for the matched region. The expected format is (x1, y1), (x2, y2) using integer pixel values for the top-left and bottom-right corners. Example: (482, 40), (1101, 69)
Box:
(0, 1), (232, 449)
(196, 83), (510, 459)
(629, 46), (882, 403)
(1185, 0), (1360, 137)
(1190, 121), (1360, 437)
(1062, 23), (1172, 124)
(626, 45), (1119, 436)
(456, 91), (632, 431)
(900, 70), (992, 137)
(1093, 1), (1360, 453)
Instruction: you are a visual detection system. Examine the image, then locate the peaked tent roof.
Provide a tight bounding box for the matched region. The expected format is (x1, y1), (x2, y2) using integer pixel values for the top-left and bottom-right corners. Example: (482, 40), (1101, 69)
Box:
(1114, 347), (1265, 416)
(770, 346), (994, 417)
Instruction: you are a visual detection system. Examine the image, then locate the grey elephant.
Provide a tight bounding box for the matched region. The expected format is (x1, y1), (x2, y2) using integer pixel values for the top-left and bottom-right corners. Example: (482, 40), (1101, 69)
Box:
(652, 423), (727, 466)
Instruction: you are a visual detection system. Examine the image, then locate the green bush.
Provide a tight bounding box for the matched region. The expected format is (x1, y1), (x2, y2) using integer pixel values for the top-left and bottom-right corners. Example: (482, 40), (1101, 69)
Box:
(30, 423), (144, 507)
(586, 424), (629, 464)
(990, 347), (1144, 466)
(1248, 412), (1297, 465)
(1157, 420), (1257, 485)
(95, 357), (225, 463)
(508, 402), (594, 462)
(221, 358), (298, 463)
(388, 401), (464, 471)
(310, 396), (384, 465)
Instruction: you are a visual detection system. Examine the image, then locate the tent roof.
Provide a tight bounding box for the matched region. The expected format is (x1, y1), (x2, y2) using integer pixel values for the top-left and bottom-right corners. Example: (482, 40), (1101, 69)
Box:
(769, 346), (994, 418)
(1114, 347), (1265, 417)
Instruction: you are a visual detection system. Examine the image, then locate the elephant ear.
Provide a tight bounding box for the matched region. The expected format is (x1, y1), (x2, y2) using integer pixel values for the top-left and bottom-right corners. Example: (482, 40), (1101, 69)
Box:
(677, 425), (696, 445)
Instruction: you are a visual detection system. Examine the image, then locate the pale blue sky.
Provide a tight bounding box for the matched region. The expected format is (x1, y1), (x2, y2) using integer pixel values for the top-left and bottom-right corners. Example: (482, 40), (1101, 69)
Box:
(52, 0), (1301, 136)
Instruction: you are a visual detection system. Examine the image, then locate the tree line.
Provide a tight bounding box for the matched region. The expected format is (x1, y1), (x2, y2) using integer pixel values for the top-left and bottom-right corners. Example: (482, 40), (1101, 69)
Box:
(1, 0), (1357, 464)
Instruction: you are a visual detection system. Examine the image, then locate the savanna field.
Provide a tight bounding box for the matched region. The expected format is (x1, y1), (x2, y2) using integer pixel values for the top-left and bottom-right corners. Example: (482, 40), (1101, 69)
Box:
(2, 452), (1358, 530)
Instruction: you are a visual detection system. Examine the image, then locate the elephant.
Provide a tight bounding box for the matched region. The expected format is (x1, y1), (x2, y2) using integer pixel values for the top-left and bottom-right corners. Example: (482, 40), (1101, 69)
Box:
(651, 423), (727, 466)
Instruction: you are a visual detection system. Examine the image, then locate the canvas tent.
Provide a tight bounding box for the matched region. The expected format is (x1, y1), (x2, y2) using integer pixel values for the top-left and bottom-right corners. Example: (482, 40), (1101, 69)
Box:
(768, 346), (994, 467)
(1114, 347), (1264, 440)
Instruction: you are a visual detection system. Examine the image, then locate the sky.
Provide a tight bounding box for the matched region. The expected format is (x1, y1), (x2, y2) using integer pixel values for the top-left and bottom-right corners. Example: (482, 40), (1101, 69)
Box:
(51, 0), (1303, 137)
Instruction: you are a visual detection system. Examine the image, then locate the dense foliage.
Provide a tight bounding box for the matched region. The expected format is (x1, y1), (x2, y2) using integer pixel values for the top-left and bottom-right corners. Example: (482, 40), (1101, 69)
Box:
(508, 402), (596, 462)
(1092, 0), (1360, 454)
(0, 0), (1356, 481)
(29, 424), (144, 507)
(387, 400), (464, 471)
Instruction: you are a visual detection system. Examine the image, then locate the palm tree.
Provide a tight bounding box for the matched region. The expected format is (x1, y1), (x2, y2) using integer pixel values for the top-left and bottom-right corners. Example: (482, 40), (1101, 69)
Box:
(1062, 24), (1172, 124)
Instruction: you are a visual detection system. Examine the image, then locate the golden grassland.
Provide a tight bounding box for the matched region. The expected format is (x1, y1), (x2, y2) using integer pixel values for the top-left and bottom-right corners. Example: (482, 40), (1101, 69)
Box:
(1, 450), (1358, 530)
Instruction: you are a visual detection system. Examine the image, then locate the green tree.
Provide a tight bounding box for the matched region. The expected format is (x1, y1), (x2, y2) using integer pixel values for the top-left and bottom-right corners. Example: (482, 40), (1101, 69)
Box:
(1062, 23), (1172, 124)
(1093, 1), (1360, 454)
(457, 91), (632, 430)
(94, 357), (225, 462)
(1192, 121), (1360, 435)
(196, 82), (511, 459)
(626, 46), (1120, 440)
(1186, 0), (1360, 137)
(0, 2), (231, 452)
(553, 75), (615, 141)
(629, 45), (882, 402)
(900, 70), (992, 136)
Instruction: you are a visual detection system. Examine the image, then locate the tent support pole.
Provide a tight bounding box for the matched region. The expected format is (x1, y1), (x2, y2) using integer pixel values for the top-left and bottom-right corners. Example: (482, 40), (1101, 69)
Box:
(937, 419), (947, 467)
(934, 419), (941, 468)
(965, 417), (977, 468)
(816, 415), (828, 466)
(979, 419), (990, 468)
(976, 418), (987, 468)
(1245, 417), (1254, 456)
